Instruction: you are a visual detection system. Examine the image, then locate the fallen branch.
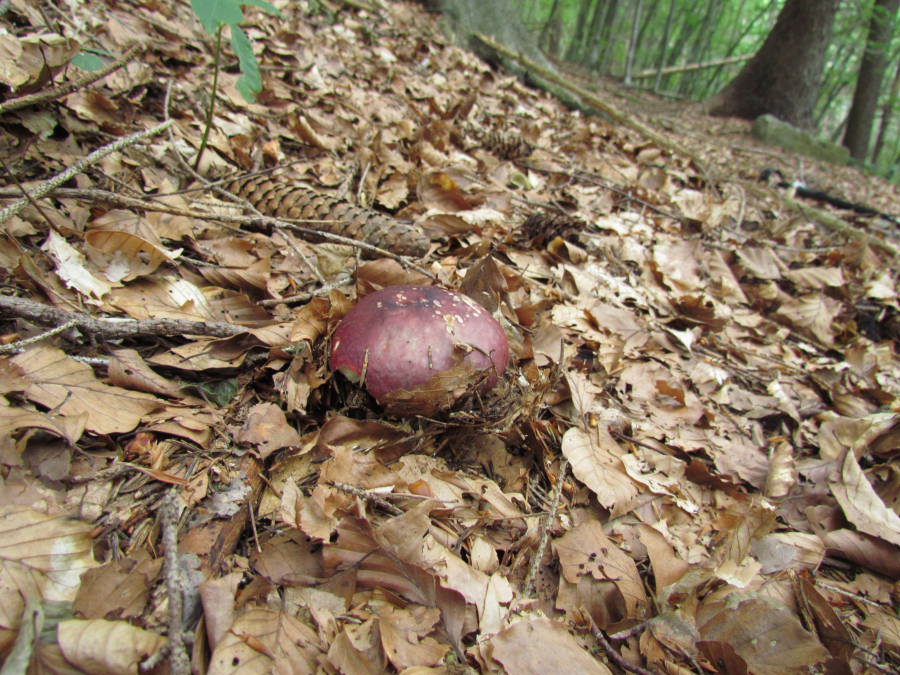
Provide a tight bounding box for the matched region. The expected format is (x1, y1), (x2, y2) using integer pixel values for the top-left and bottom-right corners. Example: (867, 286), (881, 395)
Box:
(0, 44), (141, 116)
(0, 119), (174, 224)
(0, 296), (247, 340)
(589, 617), (655, 675)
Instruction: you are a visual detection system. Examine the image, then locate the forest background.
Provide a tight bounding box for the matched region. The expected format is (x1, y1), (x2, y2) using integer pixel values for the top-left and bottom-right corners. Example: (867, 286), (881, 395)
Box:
(523, 0), (900, 176)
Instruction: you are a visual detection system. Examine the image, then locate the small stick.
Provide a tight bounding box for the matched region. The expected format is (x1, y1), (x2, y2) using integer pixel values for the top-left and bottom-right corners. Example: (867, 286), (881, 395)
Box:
(142, 491), (191, 674)
(328, 481), (404, 516)
(523, 456), (568, 596)
(0, 119), (174, 224)
(589, 617), (654, 675)
(0, 44), (141, 115)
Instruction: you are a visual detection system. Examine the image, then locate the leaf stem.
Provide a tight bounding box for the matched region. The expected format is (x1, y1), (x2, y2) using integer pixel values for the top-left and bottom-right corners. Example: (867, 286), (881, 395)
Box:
(193, 23), (224, 172)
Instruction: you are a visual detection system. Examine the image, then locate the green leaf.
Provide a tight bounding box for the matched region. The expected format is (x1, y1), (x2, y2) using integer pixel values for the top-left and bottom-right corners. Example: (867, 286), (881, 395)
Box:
(241, 0), (282, 17)
(191, 378), (240, 407)
(191, 0), (245, 34)
(231, 24), (262, 103)
(70, 52), (107, 72)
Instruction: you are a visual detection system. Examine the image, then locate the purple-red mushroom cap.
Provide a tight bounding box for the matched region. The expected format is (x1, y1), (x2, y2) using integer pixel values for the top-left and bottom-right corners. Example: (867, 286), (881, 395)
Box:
(330, 285), (509, 412)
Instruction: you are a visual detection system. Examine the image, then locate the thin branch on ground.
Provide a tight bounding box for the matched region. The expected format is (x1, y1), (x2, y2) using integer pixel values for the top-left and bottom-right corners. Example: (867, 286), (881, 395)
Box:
(0, 44), (140, 115)
(329, 481), (405, 516)
(0, 295), (248, 340)
(589, 617), (655, 675)
(0, 119), (174, 224)
(523, 456), (568, 596)
(141, 491), (191, 675)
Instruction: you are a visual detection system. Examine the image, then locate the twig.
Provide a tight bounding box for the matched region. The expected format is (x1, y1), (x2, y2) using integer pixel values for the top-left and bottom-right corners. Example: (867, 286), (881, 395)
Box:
(0, 319), (78, 353)
(329, 481), (404, 516)
(0, 295), (247, 340)
(0, 44), (141, 115)
(258, 273), (353, 307)
(158, 491), (191, 675)
(523, 456), (568, 596)
(589, 618), (655, 675)
(0, 119), (174, 224)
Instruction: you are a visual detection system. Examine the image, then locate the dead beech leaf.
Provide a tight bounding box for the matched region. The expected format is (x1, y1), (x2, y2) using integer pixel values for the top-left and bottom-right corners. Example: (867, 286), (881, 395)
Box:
(0, 33), (79, 91)
(105, 276), (217, 321)
(208, 606), (325, 674)
(74, 555), (162, 621)
(236, 402), (302, 458)
(488, 618), (613, 675)
(84, 229), (177, 282)
(378, 604), (449, 670)
(107, 348), (184, 398)
(57, 619), (166, 675)
(821, 529), (900, 578)
(764, 441), (797, 499)
(698, 595), (829, 674)
(553, 520), (648, 619)
(794, 574), (852, 662)
(561, 427), (638, 513)
(829, 450), (900, 547)
(199, 572), (243, 651)
(0, 394), (86, 445)
(42, 230), (114, 299)
(8, 346), (161, 435)
(751, 532), (824, 574)
(775, 294), (843, 346)
(0, 506), (96, 639)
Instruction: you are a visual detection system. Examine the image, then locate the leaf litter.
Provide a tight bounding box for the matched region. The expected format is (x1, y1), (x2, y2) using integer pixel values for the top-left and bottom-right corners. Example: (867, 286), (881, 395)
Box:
(0, 0), (899, 673)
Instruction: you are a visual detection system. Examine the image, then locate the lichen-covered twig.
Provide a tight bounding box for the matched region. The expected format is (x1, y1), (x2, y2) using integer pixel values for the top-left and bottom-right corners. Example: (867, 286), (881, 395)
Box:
(0, 296), (246, 340)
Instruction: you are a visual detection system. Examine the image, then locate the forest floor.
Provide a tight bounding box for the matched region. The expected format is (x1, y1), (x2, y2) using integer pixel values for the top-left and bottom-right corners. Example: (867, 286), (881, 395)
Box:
(0, 0), (899, 673)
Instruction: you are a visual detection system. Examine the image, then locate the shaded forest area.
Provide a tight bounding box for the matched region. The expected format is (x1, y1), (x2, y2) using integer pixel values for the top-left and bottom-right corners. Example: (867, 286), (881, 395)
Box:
(526, 0), (900, 174)
(0, 0), (899, 674)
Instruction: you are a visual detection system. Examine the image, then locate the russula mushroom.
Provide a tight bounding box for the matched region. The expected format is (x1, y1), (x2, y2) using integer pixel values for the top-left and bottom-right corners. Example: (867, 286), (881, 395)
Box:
(330, 285), (509, 414)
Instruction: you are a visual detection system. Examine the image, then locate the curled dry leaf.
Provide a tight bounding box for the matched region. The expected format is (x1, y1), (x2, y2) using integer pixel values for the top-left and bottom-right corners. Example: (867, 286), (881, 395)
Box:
(57, 619), (166, 675)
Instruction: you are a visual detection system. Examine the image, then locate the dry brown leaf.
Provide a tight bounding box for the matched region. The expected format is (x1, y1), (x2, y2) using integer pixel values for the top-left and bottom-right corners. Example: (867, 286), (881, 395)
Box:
(561, 426), (639, 513)
(0, 506), (96, 647)
(553, 520), (648, 620)
(698, 595), (830, 674)
(207, 606), (325, 674)
(57, 619), (166, 675)
(236, 402), (302, 458)
(829, 449), (900, 547)
(6, 346), (161, 435)
(487, 618), (613, 675)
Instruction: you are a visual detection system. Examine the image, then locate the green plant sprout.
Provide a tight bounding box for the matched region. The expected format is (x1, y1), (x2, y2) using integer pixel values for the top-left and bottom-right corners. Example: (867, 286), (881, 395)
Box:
(190, 0), (281, 170)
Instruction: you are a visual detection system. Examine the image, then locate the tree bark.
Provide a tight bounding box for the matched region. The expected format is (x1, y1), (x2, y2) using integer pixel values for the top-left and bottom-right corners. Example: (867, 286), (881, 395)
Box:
(843, 0), (900, 161)
(707, 0), (839, 128)
(873, 57), (900, 162)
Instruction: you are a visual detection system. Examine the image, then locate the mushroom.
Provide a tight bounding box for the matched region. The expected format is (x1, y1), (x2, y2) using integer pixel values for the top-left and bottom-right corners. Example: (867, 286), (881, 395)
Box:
(330, 285), (509, 414)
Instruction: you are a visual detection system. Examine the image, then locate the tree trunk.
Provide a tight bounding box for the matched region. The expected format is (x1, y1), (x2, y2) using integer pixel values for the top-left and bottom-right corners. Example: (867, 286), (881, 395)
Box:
(564, 0), (596, 62)
(843, 0), (900, 161)
(540, 0), (565, 57)
(623, 0), (643, 85)
(653, 0), (677, 92)
(873, 57), (900, 163)
(707, 0), (839, 128)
